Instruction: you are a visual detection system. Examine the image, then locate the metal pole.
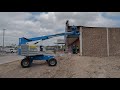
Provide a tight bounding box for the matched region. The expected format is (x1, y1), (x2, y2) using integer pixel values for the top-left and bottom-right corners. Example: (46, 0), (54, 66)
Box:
(65, 20), (69, 53)
(3, 29), (6, 53)
(106, 28), (109, 56)
(65, 26), (68, 52)
(80, 27), (83, 56)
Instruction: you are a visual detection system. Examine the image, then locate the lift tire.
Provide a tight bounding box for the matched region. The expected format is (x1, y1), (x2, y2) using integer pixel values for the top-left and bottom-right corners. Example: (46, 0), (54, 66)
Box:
(48, 58), (57, 66)
(21, 58), (31, 68)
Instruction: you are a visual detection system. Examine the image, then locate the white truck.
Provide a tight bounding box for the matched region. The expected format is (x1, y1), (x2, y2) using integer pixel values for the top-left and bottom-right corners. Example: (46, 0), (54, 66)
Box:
(5, 48), (17, 53)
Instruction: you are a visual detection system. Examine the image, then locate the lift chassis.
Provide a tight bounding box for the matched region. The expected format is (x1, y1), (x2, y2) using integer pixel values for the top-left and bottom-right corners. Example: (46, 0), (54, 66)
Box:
(18, 26), (80, 68)
(21, 55), (57, 68)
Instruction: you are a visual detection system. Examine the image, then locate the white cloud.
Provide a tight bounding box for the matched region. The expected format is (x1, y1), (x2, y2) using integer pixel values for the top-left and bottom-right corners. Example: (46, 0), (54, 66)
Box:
(0, 12), (119, 46)
(54, 12), (101, 25)
(86, 14), (118, 27)
(105, 12), (120, 17)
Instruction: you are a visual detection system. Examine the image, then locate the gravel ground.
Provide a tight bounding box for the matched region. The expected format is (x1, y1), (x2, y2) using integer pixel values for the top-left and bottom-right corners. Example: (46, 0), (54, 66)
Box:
(0, 53), (120, 78)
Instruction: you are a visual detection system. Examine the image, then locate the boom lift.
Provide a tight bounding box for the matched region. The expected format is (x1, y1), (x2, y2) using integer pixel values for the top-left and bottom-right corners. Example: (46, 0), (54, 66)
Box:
(18, 26), (80, 68)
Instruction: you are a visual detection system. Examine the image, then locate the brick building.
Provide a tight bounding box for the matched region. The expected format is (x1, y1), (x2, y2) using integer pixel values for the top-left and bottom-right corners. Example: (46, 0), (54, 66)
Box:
(65, 21), (120, 57)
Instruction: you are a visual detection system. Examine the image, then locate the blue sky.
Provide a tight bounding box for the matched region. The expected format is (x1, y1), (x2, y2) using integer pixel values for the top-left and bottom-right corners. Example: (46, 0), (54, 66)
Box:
(0, 12), (120, 46)
(102, 12), (120, 21)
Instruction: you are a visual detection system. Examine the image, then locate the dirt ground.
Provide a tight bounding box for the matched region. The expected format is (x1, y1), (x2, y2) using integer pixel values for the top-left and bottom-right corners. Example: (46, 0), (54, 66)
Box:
(1, 53), (120, 78)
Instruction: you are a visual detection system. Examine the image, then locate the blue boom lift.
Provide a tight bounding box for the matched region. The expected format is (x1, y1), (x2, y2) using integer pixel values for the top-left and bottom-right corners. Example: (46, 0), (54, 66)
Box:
(18, 26), (80, 68)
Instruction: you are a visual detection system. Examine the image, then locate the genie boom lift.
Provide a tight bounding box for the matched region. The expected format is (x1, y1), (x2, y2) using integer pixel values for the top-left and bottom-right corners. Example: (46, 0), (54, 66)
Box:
(18, 26), (80, 68)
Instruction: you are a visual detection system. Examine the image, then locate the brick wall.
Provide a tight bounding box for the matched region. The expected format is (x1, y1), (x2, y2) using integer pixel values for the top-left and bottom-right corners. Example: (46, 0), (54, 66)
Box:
(66, 26), (120, 57)
(109, 28), (120, 56)
(82, 27), (107, 57)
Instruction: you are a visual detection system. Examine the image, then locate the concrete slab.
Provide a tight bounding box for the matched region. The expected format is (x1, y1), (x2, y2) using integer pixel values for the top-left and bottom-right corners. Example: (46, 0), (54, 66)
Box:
(0, 55), (24, 64)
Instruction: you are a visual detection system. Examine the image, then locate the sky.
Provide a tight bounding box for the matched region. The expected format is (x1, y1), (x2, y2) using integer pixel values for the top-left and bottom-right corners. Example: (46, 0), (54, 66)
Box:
(0, 12), (120, 46)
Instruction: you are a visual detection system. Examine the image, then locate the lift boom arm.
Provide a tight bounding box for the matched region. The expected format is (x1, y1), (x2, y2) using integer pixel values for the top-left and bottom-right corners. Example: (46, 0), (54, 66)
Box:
(19, 26), (80, 45)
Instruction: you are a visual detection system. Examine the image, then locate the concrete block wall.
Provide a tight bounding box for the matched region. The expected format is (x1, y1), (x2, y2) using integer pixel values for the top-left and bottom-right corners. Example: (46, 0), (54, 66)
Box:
(82, 27), (107, 57)
(66, 25), (120, 57)
(109, 28), (120, 56)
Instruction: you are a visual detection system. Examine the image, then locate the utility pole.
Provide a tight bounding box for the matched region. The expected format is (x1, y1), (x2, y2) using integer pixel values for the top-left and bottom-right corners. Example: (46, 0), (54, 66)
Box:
(3, 29), (5, 52)
(65, 20), (69, 53)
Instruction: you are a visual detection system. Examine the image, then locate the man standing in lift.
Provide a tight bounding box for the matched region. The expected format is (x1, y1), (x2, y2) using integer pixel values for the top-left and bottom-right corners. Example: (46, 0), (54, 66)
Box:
(40, 45), (43, 51)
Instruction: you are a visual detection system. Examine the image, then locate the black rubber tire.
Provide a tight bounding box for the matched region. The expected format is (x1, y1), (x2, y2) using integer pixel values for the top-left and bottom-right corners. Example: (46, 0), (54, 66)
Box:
(47, 58), (57, 66)
(21, 58), (31, 68)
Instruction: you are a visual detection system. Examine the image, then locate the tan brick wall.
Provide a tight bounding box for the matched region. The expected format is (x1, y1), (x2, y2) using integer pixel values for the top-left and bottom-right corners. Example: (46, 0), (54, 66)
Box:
(109, 28), (120, 56)
(66, 26), (120, 56)
(82, 27), (107, 56)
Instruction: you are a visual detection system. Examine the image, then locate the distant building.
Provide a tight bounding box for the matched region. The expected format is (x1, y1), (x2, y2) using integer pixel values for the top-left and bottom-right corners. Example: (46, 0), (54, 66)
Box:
(46, 45), (61, 50)
(56, 39), (65, 44)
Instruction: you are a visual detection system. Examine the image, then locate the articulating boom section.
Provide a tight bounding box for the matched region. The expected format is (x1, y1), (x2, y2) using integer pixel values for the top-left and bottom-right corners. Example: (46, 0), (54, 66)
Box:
(18, 26), (80, 55)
